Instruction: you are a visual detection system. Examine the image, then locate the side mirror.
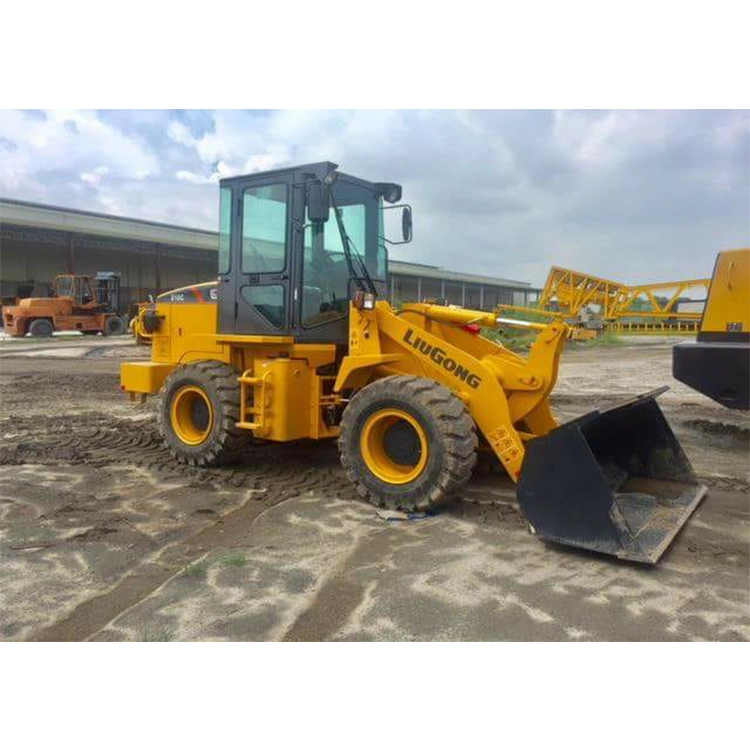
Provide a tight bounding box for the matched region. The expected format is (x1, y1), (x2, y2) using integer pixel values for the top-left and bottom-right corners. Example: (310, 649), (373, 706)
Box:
(307, 182), (330, 223)
(401, 206), (413, 243)
(380, 203), (413, 245)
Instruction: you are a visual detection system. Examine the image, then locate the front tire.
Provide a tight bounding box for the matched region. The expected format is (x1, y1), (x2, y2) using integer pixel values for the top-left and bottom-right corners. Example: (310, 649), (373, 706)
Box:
(28, 319), (54, 337)
(339, 375), (478, 512)
(157, 361), (249, 466)
(103, 316), (127, 336)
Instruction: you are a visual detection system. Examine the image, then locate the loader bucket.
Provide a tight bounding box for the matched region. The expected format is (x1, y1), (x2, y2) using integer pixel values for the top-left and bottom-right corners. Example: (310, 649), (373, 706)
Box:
(517, 388), (707, 563)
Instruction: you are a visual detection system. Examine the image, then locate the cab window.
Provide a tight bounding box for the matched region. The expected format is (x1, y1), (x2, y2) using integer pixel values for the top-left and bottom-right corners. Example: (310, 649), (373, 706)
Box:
(77, 277), (94, 305)
(302, 204), (366, 327)
(240, 285), (285, 328)
(241, 184), (288, 274)
(56, 276), (74, 298)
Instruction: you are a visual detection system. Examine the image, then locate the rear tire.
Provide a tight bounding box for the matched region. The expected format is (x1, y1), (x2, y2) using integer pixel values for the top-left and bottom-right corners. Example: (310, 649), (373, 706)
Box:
(339, 375), (478, 512)
(157, 361), (250, 467)
(28, 319), (54, 337)
(103, 316), (127, 336)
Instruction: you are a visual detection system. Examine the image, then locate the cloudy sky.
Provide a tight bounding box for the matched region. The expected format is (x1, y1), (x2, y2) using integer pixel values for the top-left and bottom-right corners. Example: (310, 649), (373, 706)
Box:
(1, 109), (747, 286)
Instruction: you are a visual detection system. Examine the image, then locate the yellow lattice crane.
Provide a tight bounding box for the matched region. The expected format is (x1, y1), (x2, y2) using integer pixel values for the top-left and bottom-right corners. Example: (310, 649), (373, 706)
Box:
(497, 266), (711, 336)
(539, 266), (709, 320)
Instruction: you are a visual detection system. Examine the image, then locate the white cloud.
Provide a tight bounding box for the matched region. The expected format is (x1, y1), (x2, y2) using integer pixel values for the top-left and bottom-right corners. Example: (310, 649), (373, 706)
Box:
(1, 109), (748, 285)
(79, 165), (109, 185)
(98, 193), (122, 215)
(175, 169), (215, 184)
(167, 120), (196, 148)
(0, 109), (159, 196)
(168, 112), (292, 178)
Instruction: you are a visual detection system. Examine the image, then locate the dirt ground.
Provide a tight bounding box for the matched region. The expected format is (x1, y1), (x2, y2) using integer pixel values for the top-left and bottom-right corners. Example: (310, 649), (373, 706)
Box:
(1, 335), (748, 641)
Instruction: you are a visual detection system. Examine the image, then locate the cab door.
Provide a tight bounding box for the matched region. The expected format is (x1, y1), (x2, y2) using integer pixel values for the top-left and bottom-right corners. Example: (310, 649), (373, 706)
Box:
(225, 172), (297, 336)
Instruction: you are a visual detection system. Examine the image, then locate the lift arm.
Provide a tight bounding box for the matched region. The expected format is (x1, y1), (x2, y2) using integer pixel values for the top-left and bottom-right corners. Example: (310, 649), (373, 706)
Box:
(336, 301), (568, 480)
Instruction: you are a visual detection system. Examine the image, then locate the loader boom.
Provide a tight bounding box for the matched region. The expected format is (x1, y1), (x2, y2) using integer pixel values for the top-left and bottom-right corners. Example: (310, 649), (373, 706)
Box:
(337, 301), (566, 479)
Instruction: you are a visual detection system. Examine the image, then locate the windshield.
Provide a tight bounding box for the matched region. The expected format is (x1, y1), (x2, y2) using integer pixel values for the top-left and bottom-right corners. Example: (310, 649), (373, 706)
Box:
(313, 178), (386, 280)
(56, 276), (74, 298)
(302, 178), (387, 327)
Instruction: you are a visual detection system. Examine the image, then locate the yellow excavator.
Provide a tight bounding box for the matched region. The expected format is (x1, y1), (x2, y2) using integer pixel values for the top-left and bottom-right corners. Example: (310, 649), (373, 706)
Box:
(120, 162), (706, 563)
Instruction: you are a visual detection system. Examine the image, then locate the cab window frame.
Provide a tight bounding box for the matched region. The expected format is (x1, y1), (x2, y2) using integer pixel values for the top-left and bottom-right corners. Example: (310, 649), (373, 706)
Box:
(218, 186), (232, 276)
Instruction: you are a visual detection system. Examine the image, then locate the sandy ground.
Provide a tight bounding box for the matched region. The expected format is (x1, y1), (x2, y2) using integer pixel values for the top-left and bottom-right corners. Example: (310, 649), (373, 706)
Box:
(0, 335), (748, 641)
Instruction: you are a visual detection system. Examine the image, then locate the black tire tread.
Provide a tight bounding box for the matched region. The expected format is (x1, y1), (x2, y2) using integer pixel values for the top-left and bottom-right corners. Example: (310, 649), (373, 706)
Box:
(28, 318), (54, 337)
(103, 316), (127, 336)
(157, 360), (250, 467)
(339, 375), (478, 512)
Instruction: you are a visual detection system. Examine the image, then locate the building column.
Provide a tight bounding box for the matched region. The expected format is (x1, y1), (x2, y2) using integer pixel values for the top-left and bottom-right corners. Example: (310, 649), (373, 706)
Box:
(154, 246), (161, 292)
(479, 285), (484, 309)
(461, 283), (466, 307)
(67, 234), (75, 273)
(417, 276), (422, 302)
(137, 252), (143, 301)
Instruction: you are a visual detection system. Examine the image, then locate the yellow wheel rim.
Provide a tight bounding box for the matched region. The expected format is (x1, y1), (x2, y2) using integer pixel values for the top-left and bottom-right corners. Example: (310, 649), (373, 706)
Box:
(360, 408), (429, 485)
(170, 385), (214, 446)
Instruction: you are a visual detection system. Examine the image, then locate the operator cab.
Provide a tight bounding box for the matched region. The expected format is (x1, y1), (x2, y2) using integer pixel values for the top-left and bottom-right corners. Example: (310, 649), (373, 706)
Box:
(55, 274), (96, 306)
(54, 272), (121, 311)
(217, 161), (411, 344)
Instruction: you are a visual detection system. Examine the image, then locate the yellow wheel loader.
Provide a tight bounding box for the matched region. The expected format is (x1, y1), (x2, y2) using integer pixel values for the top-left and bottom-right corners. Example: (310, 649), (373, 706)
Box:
(129, 301), (155, 345)
(673, 248), (750, 410)
(120, 162), (706, 563)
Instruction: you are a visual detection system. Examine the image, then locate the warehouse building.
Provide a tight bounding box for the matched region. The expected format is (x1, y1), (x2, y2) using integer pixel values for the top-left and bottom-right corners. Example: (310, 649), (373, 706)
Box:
(389, 261), (532, 309)
(0, 198), (534, 311)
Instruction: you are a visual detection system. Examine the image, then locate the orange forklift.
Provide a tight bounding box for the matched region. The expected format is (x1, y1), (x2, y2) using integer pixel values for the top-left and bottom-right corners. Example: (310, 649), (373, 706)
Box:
(2, 272), (127, 337)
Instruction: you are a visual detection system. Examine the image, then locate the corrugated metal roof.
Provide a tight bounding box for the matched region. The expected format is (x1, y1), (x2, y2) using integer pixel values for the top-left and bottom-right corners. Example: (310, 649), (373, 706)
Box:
(0, 198), (216, 251)
(389, 260), (529, 289)
(1, 198), (529, 289)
